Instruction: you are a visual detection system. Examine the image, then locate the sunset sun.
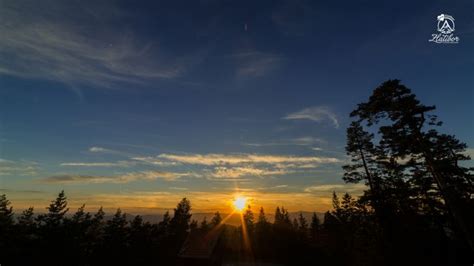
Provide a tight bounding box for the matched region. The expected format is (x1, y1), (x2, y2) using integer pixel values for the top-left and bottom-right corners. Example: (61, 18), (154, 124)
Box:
(232, 196), (247, 212)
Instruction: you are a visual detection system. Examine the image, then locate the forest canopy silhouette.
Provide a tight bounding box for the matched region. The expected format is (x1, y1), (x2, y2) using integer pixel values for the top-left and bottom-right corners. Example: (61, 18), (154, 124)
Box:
(1, 80), (472, 265)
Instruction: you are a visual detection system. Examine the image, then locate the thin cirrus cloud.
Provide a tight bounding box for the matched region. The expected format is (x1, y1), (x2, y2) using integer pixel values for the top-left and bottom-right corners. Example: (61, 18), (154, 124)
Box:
(130, 156), (179, 166)
(284, 106), (339, 128)
(65, 149), (341, 181)
(157, 153), (340, 166)
(291, 137), (327, 145)
(243, 136), (326, 147)
(40, 170), (187, 184)
(89, 147), (112, 153)
(87, 147), (340, 166)
(60, 161), (135, 168)
(88, 146), (134, 157)
(265, 184), (288, 189)
(158, 152), (341, 181)
(210, 166), (288, 179)
(0, 159), (39, 176)
(233, 51), (283, 77)
(304, 183), (366, 194)
(0, 1), (198, 89)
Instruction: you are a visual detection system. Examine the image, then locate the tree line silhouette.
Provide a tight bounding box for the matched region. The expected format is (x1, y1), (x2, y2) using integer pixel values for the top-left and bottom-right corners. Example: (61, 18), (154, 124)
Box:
(0, 80), (472, 265)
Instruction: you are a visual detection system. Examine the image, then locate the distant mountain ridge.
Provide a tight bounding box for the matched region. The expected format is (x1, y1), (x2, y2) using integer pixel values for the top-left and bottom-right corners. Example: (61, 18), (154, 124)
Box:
(11, 211), (326, 226)
(136, 211), (325, 226)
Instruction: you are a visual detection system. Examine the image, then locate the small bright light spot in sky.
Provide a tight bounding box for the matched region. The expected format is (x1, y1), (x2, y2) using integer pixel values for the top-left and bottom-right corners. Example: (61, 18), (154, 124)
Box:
(233, 196), (247, 212)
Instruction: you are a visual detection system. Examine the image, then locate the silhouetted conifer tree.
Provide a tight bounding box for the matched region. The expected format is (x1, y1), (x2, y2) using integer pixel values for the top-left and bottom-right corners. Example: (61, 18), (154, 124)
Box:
(257, 207), (267, 224)
(0, 194), (14, 254)
(131, 215), (143, 229)
(40, 190), (69, 228)
(256, 207), (269, 236)
(169, 198), (192, 254)
(71, 204), (91, 223)
(211, 211), (222, 227)
(170, 198), (192, 234)
(298, 212), (308, 235)
(0, 194), (14, 228)
(200, 216), (210, 231)
(351, 79), (474, 250)
(159, 210), (171, 233)
(18, 207), (35, 227)
(310, 212), (320, 241)
(323, 211), (339, 231)
(107, 208), (127, 231)
(343, 122), (385, 213)
(85, 206), (106, 253)
(282, 207), (291, 225)
(292, 218), (299, 231)
(274, 206), (283, 224)
(254, 207), (271, 257)
(93, 206), (105, 222)
(243, 205), (255, 234)
(189, 219), (198, 232)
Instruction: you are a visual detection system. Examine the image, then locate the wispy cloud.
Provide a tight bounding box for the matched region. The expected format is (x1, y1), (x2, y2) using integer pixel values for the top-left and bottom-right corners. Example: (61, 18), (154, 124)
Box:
(0, 188), (44, 194)
(89, 147), (111, 153)
(158, 153), (340, 166)
(304, 183), (366, 194)
(210, 166), (287, 179)
(0, 159), (39, 176)
(60, 161), (135, 167)
(130, 156), (180, 166)
(153, 152), (340, 181)
(41, 170), (186, 184)
(53, 149), (341, 185)
(256, 184), (289, 191)
(0, 1), (198, 89)
(88, 146), (131, 156)
(242, 142), (283, 147)
(169, 187), (188, 191)
(291, 137), (327, 146)
(284, 106), (339, 128)
(243, 137), (326, 147)
(233, 51), (282, 77)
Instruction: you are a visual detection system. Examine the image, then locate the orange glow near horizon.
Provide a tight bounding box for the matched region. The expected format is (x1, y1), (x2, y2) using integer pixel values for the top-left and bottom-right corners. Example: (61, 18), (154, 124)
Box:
(4, 190), (339, 215)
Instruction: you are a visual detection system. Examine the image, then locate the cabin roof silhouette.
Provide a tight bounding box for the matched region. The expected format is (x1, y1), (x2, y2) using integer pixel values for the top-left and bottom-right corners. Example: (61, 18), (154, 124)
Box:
(177, 225), (226, 265)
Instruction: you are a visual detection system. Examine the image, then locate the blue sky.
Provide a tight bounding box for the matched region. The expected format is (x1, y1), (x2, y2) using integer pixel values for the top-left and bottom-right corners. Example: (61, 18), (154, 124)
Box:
(0, 0), (473, 213)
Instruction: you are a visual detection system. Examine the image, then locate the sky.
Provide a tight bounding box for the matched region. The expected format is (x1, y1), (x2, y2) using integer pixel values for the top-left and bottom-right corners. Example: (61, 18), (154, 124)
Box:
(0, 0), (473, 214)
